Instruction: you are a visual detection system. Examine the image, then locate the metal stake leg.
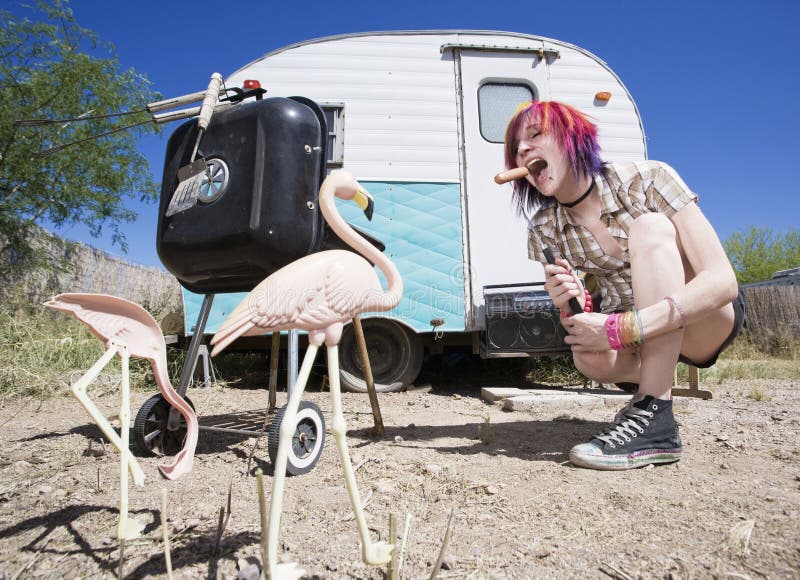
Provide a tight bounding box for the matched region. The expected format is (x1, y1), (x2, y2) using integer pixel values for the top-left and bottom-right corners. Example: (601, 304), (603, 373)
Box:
(353, 315), (385, 437)
(287, 329), (299, 397)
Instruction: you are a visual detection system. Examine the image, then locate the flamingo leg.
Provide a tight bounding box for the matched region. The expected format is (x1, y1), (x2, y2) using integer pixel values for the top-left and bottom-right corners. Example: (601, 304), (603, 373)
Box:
(265, 343), (318, 580)
(116, 344), (145, 541)
(327, 345), (394, 566)
(69, 343), (145, 487)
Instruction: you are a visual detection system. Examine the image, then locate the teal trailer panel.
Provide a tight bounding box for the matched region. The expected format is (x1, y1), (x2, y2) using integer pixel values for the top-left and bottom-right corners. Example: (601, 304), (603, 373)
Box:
(182, 181), (465, 335)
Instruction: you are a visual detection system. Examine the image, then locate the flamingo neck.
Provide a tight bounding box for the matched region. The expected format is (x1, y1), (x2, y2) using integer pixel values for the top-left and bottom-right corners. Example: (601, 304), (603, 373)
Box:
(150, 351), (173, 394)
(320, 182), (403, 310)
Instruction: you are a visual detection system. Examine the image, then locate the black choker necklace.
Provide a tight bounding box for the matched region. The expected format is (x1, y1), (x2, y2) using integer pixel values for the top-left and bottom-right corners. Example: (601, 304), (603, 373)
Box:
(559, 181), (594, 208)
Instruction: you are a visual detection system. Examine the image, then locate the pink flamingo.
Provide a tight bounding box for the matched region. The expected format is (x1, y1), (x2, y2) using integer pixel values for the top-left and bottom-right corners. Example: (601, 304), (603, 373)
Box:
(45, 294), (199, 538)
(210, 170), (402, 578)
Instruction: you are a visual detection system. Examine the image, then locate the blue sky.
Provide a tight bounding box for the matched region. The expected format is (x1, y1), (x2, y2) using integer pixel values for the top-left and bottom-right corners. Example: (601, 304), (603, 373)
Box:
(14, 0), (800, 267)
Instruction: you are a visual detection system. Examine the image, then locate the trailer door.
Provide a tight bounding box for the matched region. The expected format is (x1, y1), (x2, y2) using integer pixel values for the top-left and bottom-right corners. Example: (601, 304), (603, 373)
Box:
(455, 47), (552, 327)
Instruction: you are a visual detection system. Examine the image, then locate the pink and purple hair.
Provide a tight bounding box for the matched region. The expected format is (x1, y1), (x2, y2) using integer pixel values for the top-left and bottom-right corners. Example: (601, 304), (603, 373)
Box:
(504, 101), (603, 213)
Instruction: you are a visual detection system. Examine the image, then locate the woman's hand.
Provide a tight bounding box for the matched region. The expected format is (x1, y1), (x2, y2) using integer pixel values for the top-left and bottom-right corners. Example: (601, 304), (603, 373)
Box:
(543, 258), (584, 314)
(561, 312), (611, 352)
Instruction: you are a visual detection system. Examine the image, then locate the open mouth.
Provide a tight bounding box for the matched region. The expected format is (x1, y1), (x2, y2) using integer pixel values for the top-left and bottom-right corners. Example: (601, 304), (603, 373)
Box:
(526, 158), (548, 182)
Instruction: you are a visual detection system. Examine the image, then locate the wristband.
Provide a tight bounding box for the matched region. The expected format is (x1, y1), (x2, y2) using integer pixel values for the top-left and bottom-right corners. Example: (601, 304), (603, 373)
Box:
(664, 296), (686, 329)
(622, 310), (643, 348)
(605, 313), (624, 350)
(606, 310), (645, 350)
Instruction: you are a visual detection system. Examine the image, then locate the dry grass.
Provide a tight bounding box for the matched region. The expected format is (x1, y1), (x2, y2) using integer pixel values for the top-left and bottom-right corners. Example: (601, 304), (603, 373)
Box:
(692, 328), (800, 383)
(2, 296), (798, 400)
(0, 304), (157, 400)
(0, 298), (271, 400)
(726, 326), (799, 359)
(746, 386), (772, 402)
(527, 355), (585, 385)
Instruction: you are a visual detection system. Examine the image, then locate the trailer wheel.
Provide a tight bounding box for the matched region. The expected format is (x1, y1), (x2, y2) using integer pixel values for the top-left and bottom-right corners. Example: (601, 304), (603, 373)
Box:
(133, 394), (195, 457)
(267, 401), (325, 476)
(339, 318), (423, 393)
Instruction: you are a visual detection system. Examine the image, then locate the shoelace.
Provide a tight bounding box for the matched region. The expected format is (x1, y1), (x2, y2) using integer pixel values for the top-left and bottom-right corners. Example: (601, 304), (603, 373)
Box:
(596, 406), (653, 448)
(613, 399), (634, 423)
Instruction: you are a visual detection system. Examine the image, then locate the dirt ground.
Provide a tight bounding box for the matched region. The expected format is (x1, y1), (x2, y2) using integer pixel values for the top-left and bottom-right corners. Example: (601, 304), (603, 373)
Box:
(0, 368), (798, 579)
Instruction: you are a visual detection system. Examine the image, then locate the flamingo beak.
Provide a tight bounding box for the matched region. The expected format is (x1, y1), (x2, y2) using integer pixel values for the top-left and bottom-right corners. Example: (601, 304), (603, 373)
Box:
(353, 187), (374, 220)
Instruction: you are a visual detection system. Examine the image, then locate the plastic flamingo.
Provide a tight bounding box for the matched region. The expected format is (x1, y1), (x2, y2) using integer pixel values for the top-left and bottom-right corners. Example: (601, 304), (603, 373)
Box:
(45, 294), (199, 539)
(210, 170), (402, 579)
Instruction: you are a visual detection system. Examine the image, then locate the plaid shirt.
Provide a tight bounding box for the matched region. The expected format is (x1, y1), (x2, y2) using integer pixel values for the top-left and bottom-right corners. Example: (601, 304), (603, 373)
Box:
(527, 161), (698, 313)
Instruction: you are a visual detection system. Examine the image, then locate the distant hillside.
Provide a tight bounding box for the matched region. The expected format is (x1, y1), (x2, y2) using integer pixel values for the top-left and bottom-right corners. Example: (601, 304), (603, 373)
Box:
(1, 229), (183, 333)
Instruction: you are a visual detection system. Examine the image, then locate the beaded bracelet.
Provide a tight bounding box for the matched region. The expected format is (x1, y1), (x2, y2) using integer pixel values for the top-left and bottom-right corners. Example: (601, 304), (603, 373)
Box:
(664, 295), (686, 329)
(583, 290), (593, 312)
(561, 289), (593, 318)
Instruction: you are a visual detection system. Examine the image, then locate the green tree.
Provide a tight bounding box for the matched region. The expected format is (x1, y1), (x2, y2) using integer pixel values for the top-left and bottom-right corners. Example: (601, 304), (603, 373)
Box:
(0, 0), (160, 273)
(724, 227), (800, 284)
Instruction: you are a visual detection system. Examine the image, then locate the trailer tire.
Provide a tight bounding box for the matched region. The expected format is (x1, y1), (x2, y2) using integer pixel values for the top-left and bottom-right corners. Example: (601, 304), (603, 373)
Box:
(339, 318), (423, 393)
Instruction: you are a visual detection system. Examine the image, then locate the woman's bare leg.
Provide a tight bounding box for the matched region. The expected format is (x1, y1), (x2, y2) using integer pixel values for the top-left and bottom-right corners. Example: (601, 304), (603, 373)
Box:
(568, 214), (716, 470)
(574, 214), (735, 389)
(572, 350), (640, 385)
(629, 213), (685, 400)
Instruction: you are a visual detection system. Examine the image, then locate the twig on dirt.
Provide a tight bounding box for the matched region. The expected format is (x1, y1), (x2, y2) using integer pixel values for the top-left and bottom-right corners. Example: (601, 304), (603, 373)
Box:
(211, 477), (233, 556)
(478, 414), (491, 445)
(353, 457), (369, 473)
(387, 513), (399, 580)
(10, 537), (51, 580)
(212, 508), (225, 553)
(465, 567), (483, 579)
(599, 562), (634, 580)
(342, 490), (372, 521)
(245, 405), (275, 475)
(0, 395), (33, 428)
(96, 466), (102, 492)
(428, 508), (455, 580)
(398, 512), (413, 576)
(256, 468), (269, 570)
(740, 561), (769, 578)
(169, 518), (208, 541)
(245, 438), (261, 475)
(161, 488), (173, 580)
(724, 519), (755, 555)
(118, 539), (126, 580)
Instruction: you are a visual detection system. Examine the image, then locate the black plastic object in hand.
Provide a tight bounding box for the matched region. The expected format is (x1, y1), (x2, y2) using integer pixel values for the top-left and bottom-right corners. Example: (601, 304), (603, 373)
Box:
(542, 247), (583, 315)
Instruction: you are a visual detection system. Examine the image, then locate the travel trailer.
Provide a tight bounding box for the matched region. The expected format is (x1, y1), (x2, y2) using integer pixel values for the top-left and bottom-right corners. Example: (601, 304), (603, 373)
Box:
(181, 30), (647, 391)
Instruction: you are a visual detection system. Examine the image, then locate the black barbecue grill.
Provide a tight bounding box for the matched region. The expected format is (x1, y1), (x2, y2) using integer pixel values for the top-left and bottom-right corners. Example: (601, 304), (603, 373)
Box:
(135, 88), (383, 475)
(157, 96), (329, 293)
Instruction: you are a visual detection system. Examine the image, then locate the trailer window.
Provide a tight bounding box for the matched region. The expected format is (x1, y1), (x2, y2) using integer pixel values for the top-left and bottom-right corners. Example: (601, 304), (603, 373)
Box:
(478, 83), (534, 143)
(322, 105), (345, 167)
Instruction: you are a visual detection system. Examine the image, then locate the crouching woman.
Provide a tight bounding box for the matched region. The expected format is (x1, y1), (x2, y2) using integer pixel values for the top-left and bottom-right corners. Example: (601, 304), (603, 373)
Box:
(503, 101), (745, 470)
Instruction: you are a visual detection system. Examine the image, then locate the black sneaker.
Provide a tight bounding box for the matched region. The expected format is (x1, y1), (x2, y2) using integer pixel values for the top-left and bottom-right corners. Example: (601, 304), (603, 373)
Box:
(569, 396), (682, 470)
